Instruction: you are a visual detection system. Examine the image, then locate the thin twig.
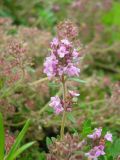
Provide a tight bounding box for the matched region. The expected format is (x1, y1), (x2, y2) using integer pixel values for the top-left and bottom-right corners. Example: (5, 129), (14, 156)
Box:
(28, 77), (48, 86)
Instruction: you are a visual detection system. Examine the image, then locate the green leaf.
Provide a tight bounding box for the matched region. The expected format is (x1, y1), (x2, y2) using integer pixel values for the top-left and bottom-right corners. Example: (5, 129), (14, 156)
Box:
(112, 2), (120, 26)
(0, 113), (5, 160)
(46, 107), (54, 114)
(38, 9), (56, 28)
(68, 77), (86, 83)
(48, 82), (59, 88)
(0, 78), (5, 89)
(6, 119), (30, 160)
(51, 137), (56, 143)
(46, 137), (52, 148)
(107, 139), (120, 157)
(82, 119), (92, 137)
(101, 2), (120, 42)
(67, 113), (76, 123)
(71, 127), (78, 134)
(9, 141), (35, 160)
(0, 9), (10, 17)
(38, 152), (46, 160)
(102, 2), (120, 26)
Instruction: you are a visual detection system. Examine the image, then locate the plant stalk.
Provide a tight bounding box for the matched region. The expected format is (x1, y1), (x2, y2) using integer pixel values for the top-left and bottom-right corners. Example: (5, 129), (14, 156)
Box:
(60, 76), (66, 140)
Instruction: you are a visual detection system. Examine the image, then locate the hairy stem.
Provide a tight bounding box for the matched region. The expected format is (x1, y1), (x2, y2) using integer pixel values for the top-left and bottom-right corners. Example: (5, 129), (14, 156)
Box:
(60, 76), (66, 140)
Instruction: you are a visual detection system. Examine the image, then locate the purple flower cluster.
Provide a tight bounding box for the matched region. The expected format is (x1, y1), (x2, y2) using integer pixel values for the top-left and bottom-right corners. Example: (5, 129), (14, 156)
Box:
(86, 145), (105, 159)
(87, 128), (112, 142)
(87, 128), (102, 140)
(49, 90), (80, 114)
(86, 128), (112, 159)
(44, 38), (80, 79)
(49, 96), (63, 115)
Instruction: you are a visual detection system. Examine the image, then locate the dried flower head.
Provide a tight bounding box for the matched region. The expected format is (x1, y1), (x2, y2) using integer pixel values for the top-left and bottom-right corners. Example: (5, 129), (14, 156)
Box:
(0, 99), (15, 118)
(0, 39), (30, 85)
(57, 20), (78, 40)
(5, 130), (15, 153)
(7, 39), (27, 57)
(110, 82), (120, 106)
(47, 133), (86, 160)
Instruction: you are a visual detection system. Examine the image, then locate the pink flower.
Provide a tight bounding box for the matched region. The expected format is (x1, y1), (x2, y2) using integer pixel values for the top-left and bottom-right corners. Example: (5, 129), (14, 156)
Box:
(58, 66), (66, 76)
(85, 145), (105, 159)
(72, 49), (79, 58)
(49, 96), (64, 114)
(104, 132), (112, 142)
(57, 46), (68, 58)
(65, 64), (80, 77)
(87, 128), (102, 140)
(51, 37), (59, 48)
(44, 37), (80, 79)
(68, 90), (80, 97)
(61, 39), (71, 46)
(43, 54), (58, 79)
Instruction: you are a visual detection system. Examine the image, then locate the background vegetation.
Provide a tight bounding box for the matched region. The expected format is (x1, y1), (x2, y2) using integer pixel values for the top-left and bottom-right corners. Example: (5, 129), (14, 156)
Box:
(0, 0), (120, 159)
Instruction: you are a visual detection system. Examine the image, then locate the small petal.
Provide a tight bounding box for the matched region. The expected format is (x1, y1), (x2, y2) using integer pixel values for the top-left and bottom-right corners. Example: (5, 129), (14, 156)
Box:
(68, 90), (80, 97)
(104, 132), (112, 142)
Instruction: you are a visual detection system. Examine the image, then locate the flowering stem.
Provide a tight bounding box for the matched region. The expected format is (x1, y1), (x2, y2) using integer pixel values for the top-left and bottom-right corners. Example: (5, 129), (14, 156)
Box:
(60, 76), (66, 140)
(60, 111), (66, 140)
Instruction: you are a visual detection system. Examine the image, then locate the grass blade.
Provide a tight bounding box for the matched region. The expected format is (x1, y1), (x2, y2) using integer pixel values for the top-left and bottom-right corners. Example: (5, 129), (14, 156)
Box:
(0, 112), (5, 160)
(6, 119), (30, 160)
(9, 141), (35, 160)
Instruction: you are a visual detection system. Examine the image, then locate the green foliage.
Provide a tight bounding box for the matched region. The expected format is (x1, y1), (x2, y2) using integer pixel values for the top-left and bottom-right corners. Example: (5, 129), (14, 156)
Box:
(0, 9), (10, 17)
(82, 119), (92, 137)
(48, 82), (59, 88)
(0, 114), (35, 160)
(0, 78), (5, 90)
(102, 2), (120, 42)
(67, 113), (76, 124)
(9, 142), (35, 160)
(46, 137), (52, 148)
(5, 119), (35, 160)
(102, 2), (120, 26)
(106, 138), (120, 158)
(38, 152), (46, 160)
(0, 0), (120, 159)
(37, 8), (57, 29)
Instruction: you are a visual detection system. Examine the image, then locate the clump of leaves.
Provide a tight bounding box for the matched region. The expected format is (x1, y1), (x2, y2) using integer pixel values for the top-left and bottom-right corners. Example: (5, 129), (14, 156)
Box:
(0, 112), (35, 160)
